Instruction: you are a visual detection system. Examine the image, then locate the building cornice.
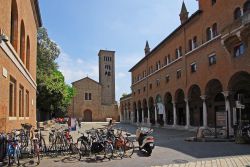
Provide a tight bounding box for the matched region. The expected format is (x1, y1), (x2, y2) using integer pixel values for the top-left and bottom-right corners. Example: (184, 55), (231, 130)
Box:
(31, 0), (42, 28)
(131, 34), (221, 87)
(185, 35), (221, 56)
(132, 56), (183, 86)
(129, 10), (202, 72)
(120, 94), (132, 101)
(72, 76), (100, 85)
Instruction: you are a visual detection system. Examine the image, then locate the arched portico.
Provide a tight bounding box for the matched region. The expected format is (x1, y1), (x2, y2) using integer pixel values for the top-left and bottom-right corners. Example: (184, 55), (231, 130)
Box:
(188, 85), (203, 127)
(175, 89), (186, 126)
(142, 99), (148, 123)
(205, 79), (225, 128)
(164, 92), (173, 125)
(148, 97), (155, 124)
(228, 71), (250, 125)
(138, 101), (142, 123)
(133, 102), (137, 123)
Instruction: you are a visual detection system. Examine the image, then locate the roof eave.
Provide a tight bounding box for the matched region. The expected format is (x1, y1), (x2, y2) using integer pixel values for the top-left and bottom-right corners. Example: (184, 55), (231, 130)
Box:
(129, 10), (202, 72)
(31, 0), (42, 28)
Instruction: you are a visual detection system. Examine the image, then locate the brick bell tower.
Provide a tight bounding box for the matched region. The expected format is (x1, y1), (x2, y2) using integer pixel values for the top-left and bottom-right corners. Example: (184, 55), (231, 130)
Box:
(98, 50), (116, 105)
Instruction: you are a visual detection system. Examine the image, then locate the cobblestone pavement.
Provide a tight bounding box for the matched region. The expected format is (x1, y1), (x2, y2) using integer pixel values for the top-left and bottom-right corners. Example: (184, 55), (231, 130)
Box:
(4, 122), (250, 167)
(152, 155), (250, 167)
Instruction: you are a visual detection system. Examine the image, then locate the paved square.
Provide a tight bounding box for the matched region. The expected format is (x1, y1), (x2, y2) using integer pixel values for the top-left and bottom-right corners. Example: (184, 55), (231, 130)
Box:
(6, 123), (250, 167)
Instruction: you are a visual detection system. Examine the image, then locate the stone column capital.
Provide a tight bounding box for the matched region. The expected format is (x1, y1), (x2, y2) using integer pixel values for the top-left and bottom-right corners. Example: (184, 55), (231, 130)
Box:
(200, 95), (207, 100)
(222, 91), (230, 98)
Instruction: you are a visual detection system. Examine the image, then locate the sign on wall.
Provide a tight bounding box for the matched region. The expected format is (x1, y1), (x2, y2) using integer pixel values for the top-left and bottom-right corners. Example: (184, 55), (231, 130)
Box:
(216, 111), (226, 127)
(2, 67), (7, 78)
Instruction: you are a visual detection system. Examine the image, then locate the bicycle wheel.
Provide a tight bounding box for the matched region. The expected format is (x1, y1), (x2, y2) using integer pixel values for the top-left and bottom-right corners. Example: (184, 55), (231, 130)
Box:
(33, 142), (40, 165)
(8, 155), (11, 166)
(14, 149), (20, 166)
(113, 139), (125, 159)
(20, 135), (28, 148)
(63, 138), (70, 154)
(37, 153), (40, 165)
(49, 134), (53, 146)
(77, 140), (88, 160)
(48, 141), (57, 157)
(55, 136), (64, 153)
(104, 142), (113, 160)
(202, 129), (213, 138)
(124, 139), (134, 158)
(69, 143), (79, 154)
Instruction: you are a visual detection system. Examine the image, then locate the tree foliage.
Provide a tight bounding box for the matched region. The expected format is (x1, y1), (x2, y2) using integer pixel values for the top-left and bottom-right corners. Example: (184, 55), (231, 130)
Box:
(37, 27), (75, 119)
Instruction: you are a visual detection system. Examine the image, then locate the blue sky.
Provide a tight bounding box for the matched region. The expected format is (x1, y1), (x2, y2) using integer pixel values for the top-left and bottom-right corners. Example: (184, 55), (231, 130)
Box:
(39, 0), (198, 101)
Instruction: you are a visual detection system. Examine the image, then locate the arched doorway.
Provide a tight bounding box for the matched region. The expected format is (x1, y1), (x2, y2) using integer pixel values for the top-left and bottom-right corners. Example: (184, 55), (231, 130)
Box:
(205, 79), (225, 127)
(175, 89), (186, 126)
(143, 99), (148, 123)
(228, 71), (250, 125)
(138, 101), (142, 123)
(128, 102), (131, 121)
(188, 85), (203, 126)
(164, 92), (173, 125)
(133, 102), (137, 123)
(148, 97), (155, 124)
(84, 109), (92, 122)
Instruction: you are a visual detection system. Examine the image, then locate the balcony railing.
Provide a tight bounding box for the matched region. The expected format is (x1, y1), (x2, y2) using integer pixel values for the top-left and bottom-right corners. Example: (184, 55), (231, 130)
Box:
(221, 12), (250, 37)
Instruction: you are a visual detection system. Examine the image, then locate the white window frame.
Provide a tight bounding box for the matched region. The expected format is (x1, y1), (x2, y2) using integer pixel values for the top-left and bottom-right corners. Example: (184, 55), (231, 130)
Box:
(190, 62), (197, 73)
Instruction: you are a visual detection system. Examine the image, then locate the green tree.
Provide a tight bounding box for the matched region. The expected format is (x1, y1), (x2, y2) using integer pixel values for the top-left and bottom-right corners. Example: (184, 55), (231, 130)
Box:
(37, 27), (74, 120)
(121, 93), (128, 97)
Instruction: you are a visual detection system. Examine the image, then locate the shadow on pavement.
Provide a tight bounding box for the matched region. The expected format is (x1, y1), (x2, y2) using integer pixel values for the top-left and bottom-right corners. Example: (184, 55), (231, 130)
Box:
(115, 123), (250, 159)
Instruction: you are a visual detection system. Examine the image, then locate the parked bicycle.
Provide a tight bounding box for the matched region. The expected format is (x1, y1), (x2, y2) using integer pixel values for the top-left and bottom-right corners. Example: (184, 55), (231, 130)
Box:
(31, 136), (40, 165)
(77, 128), (113, 160)
(106, 128), (134, 158)
(7, 130), (21, 166)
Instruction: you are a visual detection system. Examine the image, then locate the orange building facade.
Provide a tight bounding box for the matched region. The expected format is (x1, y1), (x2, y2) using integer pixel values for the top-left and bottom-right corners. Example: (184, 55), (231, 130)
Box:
(120, 0), (250, 132)
(0, 0), (42, 131)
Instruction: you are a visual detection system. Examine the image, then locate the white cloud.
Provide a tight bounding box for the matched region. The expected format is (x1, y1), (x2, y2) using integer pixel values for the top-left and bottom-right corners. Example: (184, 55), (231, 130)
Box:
(56, 51), (99, 84)
(116, 52), (143, 68)
(76, 58), (84, 64)
(117, 72), (127, 78)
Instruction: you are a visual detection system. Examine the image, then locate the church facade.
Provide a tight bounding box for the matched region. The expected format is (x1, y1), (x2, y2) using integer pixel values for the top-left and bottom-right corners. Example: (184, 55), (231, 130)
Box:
(68, 50), (119, 122)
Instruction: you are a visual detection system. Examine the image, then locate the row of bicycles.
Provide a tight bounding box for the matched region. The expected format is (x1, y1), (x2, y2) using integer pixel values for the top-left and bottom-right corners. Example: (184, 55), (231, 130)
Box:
(0, 123), (44, 166)
(0, 123), (135, 166)
(48, 125), (135, 160)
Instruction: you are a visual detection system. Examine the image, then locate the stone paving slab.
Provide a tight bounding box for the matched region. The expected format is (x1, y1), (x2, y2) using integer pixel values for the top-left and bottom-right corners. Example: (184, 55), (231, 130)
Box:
(152, 155), (250, 167)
